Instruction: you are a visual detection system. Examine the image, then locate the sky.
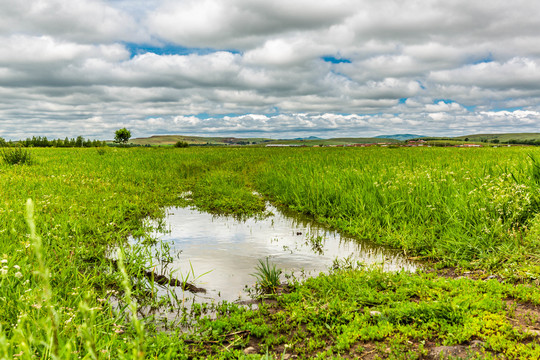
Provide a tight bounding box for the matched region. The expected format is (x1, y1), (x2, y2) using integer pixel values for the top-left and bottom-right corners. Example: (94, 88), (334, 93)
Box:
(1, 0), (540, 140)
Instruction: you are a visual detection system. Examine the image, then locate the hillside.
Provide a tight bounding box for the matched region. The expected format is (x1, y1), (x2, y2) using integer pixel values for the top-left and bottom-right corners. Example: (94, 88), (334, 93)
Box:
(128, 135), (400, 146)
(129, 135), (270, 146)
(375, 134), (426, 141)
(453, 133), (540, 142)
(127, 133), (540, 147)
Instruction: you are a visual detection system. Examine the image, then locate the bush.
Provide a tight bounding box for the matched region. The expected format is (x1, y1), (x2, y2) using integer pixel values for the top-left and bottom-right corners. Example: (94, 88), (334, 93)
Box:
(1, 147), (32, 165)
(174, 141), (189, 148)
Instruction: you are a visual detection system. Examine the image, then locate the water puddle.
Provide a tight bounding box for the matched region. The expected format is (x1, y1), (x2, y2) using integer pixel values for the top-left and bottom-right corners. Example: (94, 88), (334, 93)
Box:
(132, 204), (418, 306)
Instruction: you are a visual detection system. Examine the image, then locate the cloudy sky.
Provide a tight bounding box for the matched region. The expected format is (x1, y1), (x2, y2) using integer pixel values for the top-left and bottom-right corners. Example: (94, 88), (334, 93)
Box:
(1, 0), (540, 140)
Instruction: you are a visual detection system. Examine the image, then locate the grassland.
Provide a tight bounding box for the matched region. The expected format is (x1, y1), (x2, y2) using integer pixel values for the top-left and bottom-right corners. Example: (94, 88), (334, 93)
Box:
(0, 147), (539, 359)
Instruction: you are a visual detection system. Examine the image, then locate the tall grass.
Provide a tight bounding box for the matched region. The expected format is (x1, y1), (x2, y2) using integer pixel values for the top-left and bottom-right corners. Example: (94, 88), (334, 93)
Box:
(1, 147), (32, 165)
(254, 147), (540, 270)
(0, 146), (539, 356)
(251, 258), (282, 294)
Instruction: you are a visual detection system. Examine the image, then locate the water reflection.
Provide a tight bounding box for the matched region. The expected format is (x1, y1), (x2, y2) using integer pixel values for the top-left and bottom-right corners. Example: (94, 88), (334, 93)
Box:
(135, 204), (418, 304)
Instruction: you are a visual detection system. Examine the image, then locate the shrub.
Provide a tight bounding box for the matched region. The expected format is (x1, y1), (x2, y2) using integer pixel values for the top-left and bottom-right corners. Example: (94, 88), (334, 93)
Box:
(174, 141), (189, 148)
(1, 147), (32, 165)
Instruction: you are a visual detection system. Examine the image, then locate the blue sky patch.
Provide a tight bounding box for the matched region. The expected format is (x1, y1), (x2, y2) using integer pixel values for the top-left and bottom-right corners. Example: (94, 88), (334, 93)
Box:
(124, 42), (241, 58)
(433, 99), (456, 104)
(321, 56), (352, 64)
(194, 113), (245, 119)
(492, 106), (523, 112)
(472, 53), (494, 65)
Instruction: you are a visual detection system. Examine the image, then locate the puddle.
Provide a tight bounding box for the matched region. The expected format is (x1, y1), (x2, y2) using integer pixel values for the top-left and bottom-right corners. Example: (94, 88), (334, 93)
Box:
(131, 204), (418, 306)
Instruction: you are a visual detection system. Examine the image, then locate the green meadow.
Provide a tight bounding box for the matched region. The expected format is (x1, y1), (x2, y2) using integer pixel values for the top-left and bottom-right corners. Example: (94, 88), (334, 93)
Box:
(0, 147), (539, 359)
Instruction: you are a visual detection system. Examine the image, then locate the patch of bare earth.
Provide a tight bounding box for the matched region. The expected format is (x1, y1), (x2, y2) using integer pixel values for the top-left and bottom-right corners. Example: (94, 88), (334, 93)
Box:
(505, 300), (540, 339)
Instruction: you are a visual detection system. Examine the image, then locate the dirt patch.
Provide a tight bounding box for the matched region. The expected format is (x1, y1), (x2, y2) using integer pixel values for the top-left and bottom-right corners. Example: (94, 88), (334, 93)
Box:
(505, 299), (540, 336)
(424, 341), (492, 359)
(433, 267), (504, 282)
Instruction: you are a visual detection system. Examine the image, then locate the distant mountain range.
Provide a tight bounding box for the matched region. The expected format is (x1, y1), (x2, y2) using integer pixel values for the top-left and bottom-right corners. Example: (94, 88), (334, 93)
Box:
(128, 133), (540, 146)
(292, 136), (322, 140)
(375, 134), (427, 141)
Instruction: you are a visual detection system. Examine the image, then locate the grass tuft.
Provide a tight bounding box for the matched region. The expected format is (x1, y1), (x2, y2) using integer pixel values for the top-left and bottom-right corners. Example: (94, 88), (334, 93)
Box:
(1, 147), (32, 165)
(251, 257), (282, 294)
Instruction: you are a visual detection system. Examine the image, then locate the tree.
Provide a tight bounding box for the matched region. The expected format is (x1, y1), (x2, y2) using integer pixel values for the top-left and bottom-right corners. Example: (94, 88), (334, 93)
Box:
(114, 128), (131, 145)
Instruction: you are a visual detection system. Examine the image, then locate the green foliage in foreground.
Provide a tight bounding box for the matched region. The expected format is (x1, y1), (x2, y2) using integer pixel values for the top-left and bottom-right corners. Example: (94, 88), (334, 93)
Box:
(184, 268), (540, 359)
(0, 146), (539, 358)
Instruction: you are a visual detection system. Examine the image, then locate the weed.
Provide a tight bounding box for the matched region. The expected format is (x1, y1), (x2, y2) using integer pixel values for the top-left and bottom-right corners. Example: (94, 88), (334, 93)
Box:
(305, 234), (324, 255)
(251, 257), (282, 294)
(529, 153), (540, 184)
(1, 147), (32, 165)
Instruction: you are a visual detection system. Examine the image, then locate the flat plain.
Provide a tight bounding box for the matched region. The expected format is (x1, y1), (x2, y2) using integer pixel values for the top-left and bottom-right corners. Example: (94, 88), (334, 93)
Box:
(0, 146), (539, 359)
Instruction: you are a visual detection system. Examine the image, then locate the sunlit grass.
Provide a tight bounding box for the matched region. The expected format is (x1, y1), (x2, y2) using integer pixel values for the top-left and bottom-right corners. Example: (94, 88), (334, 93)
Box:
(0, 146), (538, 358)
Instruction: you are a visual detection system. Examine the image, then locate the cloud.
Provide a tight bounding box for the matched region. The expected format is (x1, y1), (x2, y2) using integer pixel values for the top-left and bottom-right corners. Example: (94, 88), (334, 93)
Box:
(146, 0), (353, 49)
(1, 0), (540, 140)
(0, 0), (146, 43)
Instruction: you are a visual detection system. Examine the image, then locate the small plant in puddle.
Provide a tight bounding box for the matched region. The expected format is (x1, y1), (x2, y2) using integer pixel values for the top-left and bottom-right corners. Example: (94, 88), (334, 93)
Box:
(305, 234), (325, 255)
(251, 257), (282, 294)
(1, 146), (32, 165)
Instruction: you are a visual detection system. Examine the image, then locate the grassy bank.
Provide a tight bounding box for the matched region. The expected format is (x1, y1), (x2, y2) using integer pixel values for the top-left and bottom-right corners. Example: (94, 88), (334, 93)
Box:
(0, 147), (539, 358)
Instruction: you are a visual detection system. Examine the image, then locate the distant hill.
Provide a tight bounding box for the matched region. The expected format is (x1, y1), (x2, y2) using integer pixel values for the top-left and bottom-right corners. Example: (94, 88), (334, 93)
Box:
(128, 133), (540, 147)
(128, 135), (400, 146)
(266, 137), (400, 146)
(453, 133), (540, 142)
(421, 133), (540, 145)
(375, 134), (426, 141)
(129, 135), (270, 146)
(293, 136), (322, 140)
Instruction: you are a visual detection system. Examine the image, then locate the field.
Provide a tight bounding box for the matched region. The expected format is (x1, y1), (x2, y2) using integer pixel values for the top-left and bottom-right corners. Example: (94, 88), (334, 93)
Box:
(0, 146), (539, 359)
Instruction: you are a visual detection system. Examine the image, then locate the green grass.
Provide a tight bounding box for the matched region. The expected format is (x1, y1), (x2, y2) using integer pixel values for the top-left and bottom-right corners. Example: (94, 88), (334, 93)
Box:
(251, 258), (283, 294)
(1, 147), (32, 165)
(0, 146), (539, 358)
(186, 268), (540, 359)
(254, 147), (540, 277)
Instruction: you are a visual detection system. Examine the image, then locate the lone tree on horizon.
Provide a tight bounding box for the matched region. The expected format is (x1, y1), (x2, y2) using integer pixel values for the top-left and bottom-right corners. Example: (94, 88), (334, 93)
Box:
(114, 128), (131, 145)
